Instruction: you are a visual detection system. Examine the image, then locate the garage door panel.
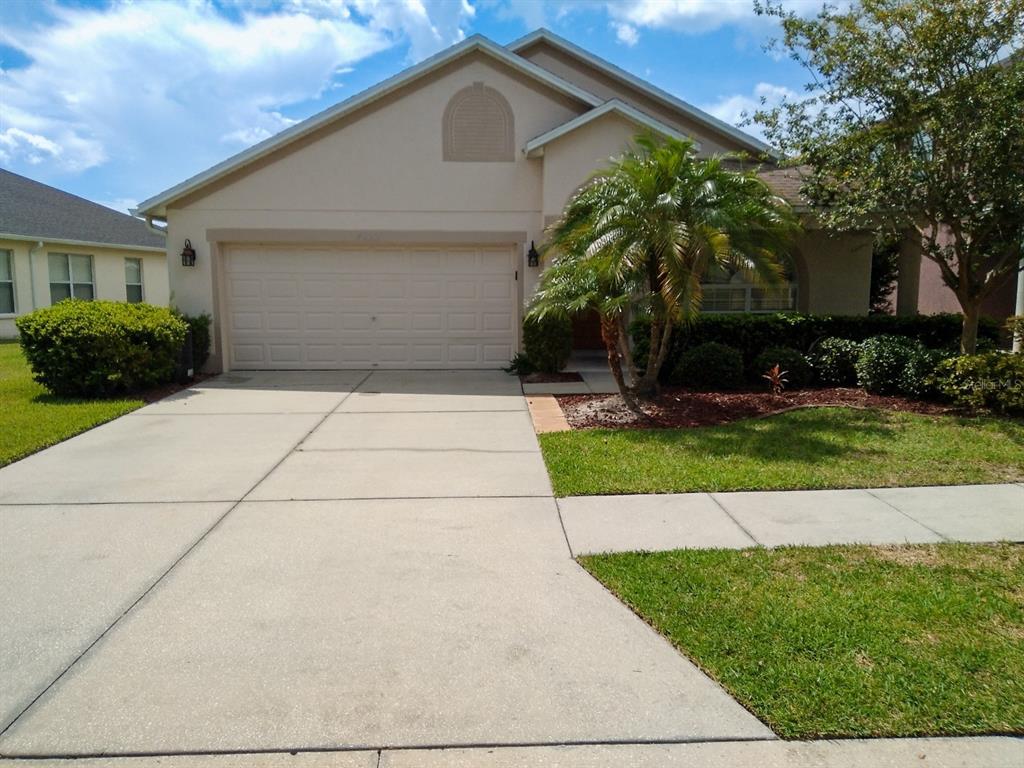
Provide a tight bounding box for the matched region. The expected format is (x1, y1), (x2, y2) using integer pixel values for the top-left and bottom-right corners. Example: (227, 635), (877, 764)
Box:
(225, 245), (517, 369)
(305, 313), (336, 331)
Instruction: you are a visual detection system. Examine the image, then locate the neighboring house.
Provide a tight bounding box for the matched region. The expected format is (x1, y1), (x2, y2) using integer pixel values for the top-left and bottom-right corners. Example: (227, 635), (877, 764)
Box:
(0, 169), (169, 339)
(135, 29), (874, 373)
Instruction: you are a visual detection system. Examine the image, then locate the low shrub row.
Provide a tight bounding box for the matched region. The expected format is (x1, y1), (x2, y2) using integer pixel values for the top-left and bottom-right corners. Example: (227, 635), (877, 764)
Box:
(17, 300), (189, 397)
(666, 333), (1023, 415)
(631, 312), (1002, 375)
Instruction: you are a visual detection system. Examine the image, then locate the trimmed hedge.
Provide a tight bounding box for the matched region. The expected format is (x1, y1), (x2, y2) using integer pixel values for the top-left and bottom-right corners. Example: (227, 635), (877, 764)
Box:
(631, 312), (1001, 381)
(931, 353), (1024, 415)
(671, 342), (744, 389)
(17, 300), (188, 396)
(522, 314), (572, 373)
(752, 346), (814, 389)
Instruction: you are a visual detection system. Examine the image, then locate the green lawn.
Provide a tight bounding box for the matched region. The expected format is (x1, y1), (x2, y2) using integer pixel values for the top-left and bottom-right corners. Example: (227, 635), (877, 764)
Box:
(581, 543), (1024, 739)
(540, 407), (1024, 496)
(0, 342), (143, 467)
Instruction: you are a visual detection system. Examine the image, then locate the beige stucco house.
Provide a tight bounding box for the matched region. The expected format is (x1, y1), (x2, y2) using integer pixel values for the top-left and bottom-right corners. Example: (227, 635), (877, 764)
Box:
(136, 29), (874, 373)
(0, 170), (169, 338)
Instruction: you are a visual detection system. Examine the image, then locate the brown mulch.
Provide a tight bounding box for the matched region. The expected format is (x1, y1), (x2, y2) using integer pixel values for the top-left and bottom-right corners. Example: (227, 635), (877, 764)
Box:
(556, 386), (960, 430)
(521, 371), (585, 383)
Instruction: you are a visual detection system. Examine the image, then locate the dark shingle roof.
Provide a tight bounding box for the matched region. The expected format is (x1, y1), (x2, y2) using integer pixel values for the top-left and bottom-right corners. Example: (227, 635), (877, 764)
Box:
(758, 167), (810, 208)
(0, 169), (165, 249)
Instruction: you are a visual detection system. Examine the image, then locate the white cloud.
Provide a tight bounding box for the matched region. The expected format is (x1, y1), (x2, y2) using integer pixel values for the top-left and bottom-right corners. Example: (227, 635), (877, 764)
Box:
(604, 0), (824, 38)
(613, 22), (639, 47)
(0, 0), (474, 198)
(607, 0), (761, 35)
(701, 82), (798, 138)
(95, 197), (139, 215)
(349, 0), (476, 61)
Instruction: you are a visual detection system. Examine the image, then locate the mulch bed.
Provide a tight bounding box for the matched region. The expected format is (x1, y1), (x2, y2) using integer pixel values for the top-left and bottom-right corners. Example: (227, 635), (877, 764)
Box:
(521, 371), (585, 383)
(556, 386), (960, 430)
(140, 373), (212, 404)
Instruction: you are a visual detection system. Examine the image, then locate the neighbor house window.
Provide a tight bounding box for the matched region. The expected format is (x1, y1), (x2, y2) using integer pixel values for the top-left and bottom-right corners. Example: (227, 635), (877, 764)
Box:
(125, 258), (144, 303)
(0, 250), (14, 314)
(49, 253), (94, 302)
(701, 257), (798, 313)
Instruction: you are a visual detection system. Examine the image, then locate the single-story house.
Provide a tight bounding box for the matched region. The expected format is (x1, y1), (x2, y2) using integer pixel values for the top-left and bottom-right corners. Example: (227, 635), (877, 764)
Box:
(135, 29), (876, 373)
(0, 169), (169, 338)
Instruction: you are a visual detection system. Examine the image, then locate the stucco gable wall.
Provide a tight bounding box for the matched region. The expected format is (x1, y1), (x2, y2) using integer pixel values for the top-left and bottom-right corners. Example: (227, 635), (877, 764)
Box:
(175, 53), (585, 215)
(516, 42), (750, 156)
(540, 111), (641, 218)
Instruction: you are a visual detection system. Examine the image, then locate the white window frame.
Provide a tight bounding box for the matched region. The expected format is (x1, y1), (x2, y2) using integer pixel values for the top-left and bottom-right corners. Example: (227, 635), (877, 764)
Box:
(48, 252), (95, 303)
(700, 283), (798, 314)
(0, 250), (14, 316)
(700, 256), (799, 314)
(125, 257), (144, 303)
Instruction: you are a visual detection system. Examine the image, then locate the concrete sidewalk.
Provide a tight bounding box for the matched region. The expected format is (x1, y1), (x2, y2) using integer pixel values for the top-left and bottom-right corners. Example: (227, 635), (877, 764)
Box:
(557, 484), (1024, 555)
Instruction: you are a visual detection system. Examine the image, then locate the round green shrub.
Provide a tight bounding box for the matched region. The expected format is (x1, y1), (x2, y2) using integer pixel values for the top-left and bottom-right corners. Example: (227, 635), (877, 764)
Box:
(931, 353), (1024, 414)
(16, 300), (188, 397)
(522, 314), (572, 373)
(855, 335), (930, 395)
(813, 337), (862, 386)
(672, 342), (743, 389)
(752, 346), (814, 388)
(901, 345), (949, 398)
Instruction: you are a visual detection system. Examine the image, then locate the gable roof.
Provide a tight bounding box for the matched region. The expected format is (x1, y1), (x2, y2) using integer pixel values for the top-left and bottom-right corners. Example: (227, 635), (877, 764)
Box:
(135, 35), (602, 217)
(0, 169), (165, 251)
(525, 99), (700, 157)
(508, 28), (773, 157)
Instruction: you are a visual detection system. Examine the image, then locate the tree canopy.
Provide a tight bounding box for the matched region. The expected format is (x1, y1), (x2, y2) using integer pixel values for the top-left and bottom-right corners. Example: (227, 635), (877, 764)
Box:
(754, 0), (1024, 352)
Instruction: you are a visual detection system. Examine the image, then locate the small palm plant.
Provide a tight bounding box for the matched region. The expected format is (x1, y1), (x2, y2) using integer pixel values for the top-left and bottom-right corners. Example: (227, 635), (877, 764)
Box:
(539, 134), (799, 400)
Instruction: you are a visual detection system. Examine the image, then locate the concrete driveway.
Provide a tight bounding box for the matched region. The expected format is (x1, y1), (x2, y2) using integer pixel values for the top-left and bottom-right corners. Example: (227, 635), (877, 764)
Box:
(0, 370), (770, 758)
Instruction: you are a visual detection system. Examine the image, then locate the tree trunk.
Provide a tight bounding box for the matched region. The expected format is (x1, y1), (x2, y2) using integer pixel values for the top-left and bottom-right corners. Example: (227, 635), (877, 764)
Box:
(633, 317), (673, 397)
(959, 299), (981, 355)
(599, 314), (641, 412)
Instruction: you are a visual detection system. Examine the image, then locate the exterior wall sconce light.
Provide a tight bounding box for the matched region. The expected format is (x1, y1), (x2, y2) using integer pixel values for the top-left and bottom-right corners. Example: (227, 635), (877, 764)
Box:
(180, 239), (197, 267)
(527, 240), (540, 268)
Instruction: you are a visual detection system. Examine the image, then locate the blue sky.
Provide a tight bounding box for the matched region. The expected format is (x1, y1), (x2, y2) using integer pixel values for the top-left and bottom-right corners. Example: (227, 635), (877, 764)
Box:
(0, 0), (818, 212)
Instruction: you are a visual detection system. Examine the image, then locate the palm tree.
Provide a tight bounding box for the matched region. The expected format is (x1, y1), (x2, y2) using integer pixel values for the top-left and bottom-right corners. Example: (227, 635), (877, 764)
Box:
(529, 244), (644, 408)
(540, 135), (799, 398)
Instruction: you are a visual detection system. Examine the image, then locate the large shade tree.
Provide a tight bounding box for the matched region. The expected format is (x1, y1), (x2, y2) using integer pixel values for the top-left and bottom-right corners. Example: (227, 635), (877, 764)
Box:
(530, 135), (798, 402)
(754, 0), (1024, 353)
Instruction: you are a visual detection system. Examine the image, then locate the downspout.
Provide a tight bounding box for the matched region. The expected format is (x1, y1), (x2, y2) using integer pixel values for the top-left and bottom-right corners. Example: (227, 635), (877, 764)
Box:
(26, 240), (42, 311)
(143, 214), (168, 237)
(1013, 254), (1024, 354)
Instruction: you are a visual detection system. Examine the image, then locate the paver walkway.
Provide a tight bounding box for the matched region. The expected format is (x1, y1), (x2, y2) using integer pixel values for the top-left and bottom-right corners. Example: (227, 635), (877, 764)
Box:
(0, 370), (767, 758)
(557, 484), (1024, 554)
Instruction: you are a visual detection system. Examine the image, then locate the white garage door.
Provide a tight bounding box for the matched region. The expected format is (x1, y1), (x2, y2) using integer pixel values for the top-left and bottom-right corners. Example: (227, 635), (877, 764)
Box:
(223, 245), (518, 369)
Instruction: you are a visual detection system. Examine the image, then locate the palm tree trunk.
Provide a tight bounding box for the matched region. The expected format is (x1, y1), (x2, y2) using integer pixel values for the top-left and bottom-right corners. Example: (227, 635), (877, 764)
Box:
(600, 314), (641, 411)
(633, 317), (673, 397)
(616, 313), (638, 383)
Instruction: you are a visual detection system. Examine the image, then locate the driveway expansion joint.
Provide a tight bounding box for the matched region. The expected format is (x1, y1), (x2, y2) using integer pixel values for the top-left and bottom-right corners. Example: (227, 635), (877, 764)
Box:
(0, 734), (780, 760)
